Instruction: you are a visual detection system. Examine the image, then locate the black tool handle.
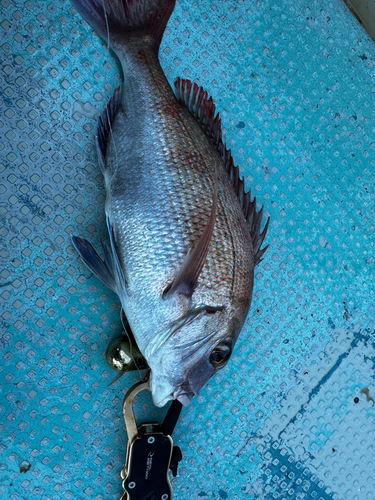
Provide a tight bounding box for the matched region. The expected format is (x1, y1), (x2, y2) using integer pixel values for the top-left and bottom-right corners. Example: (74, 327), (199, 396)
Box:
(123, 433), (173, 500)
(162, 400), (183, 437)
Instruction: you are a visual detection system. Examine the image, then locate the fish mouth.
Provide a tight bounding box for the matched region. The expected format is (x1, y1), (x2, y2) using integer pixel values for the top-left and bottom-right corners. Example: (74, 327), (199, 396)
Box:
(151, 390), (193, 407)
(149, 371), (174, 407)
(153, 393), (174, 407)
(173, 389), (194, 406)
(149, 372), (195, 407)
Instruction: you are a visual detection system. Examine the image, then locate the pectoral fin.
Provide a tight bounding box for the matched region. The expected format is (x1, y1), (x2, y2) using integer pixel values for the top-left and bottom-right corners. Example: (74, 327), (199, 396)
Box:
(164, 181), (218, 299)
(72, 236), (117, 292)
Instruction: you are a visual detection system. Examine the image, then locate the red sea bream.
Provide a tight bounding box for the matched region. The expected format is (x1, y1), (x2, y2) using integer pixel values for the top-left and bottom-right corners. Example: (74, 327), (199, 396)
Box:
(71, 0), (269, 407)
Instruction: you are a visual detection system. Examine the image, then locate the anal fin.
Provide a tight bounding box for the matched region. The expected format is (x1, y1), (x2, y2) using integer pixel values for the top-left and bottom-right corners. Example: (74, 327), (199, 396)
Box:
(96, 86), (122, 172)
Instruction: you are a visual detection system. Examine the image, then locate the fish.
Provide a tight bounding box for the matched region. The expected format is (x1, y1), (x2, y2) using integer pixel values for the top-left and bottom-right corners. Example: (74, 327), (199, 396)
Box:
(70, 0), (270, 407)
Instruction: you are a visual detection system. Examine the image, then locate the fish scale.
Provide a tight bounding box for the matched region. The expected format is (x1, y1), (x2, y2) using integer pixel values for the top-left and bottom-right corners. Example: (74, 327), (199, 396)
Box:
(108, 92), (247, 294)
(71, 0), (268, 406)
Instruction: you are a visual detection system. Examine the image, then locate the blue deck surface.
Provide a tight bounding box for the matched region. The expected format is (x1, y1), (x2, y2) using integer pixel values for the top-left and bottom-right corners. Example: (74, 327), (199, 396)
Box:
(1, 0), (375, 499)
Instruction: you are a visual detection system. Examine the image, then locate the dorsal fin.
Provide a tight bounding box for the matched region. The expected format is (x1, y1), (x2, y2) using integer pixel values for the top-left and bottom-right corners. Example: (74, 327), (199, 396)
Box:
(174, 78), (270, 265)
(96, 86), (122, 171)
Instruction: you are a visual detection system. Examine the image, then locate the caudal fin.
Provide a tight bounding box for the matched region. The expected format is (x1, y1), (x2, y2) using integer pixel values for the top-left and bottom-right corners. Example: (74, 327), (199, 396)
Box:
(71, 0), (176, 52)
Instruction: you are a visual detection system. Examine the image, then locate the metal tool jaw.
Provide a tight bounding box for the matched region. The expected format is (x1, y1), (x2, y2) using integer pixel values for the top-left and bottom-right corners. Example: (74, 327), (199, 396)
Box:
(121, 380), (175, 500)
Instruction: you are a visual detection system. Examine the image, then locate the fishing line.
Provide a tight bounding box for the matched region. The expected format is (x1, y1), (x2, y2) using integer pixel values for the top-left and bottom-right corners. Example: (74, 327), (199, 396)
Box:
(120, 307), (144, 382)
(100, 0), (120, 174)
(99, 0), (130, 377)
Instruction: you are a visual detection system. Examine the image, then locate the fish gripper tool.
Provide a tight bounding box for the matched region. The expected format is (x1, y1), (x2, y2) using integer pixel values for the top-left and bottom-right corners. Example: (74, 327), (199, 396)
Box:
(121, 380), (183, 500)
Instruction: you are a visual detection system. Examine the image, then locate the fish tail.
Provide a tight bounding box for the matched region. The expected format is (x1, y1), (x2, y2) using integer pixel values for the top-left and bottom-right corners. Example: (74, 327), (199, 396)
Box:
(71, 0), (176, 53)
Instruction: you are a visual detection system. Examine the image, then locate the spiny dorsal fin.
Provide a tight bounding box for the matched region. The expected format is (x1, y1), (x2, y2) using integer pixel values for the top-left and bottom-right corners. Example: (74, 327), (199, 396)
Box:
(175, 78), (222, 147)
(96, 85), (122, 171)
(174, 78), (270, 266)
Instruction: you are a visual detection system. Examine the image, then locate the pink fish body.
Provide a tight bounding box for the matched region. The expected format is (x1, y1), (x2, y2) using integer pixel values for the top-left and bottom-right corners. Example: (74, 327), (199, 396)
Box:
(71, 0), (269, 406)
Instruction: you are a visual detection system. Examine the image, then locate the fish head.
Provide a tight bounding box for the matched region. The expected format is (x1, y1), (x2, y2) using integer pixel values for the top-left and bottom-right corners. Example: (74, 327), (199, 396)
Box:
(146, 294), (252, 407)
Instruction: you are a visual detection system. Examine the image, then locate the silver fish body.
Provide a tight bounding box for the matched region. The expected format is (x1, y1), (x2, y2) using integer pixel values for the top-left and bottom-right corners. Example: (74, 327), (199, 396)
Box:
(71, 0), (269, 406)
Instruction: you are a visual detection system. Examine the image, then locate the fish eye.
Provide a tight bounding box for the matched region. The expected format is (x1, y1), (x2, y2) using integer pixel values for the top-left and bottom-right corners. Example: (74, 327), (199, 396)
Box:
(209, 341), (232, 366)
